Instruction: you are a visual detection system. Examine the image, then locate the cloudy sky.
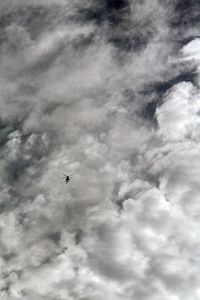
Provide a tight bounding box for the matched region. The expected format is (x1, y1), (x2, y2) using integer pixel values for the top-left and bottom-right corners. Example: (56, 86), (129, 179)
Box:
(0, 0), (200, 299)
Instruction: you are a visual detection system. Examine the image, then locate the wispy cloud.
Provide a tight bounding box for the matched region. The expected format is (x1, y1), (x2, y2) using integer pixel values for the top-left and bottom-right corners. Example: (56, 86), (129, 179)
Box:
(0, 1), (200, 299)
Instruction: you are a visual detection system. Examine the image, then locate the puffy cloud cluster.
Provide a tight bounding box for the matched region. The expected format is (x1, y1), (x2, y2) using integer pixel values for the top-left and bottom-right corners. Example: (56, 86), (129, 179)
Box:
(0, 1), (200, 299)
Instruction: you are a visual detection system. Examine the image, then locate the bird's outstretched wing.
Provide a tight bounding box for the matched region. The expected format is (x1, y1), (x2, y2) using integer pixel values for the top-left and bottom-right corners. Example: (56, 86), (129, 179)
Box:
(62, 173), (73, 177)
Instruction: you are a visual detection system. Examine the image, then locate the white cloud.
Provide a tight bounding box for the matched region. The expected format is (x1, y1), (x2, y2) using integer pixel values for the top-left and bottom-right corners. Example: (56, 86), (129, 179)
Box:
(0, 1), (200, 300)
(181, 38), (200, 63)
(156, 82), (200, 141)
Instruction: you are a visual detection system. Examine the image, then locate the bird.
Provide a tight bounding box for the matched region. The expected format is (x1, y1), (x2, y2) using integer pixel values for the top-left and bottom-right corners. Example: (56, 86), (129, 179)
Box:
(62, 173), (72, 183)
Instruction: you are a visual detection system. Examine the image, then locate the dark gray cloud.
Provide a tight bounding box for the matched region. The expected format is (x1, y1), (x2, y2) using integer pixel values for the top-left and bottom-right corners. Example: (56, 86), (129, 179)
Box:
(0, 1), (200, 299)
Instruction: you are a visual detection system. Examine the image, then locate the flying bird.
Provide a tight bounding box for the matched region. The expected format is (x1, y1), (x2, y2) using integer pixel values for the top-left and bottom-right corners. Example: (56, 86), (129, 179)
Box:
(62, 173), (72, 183)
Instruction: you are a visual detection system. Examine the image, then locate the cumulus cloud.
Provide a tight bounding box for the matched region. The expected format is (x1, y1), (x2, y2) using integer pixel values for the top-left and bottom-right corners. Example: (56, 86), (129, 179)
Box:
(0, 0), (200, 299)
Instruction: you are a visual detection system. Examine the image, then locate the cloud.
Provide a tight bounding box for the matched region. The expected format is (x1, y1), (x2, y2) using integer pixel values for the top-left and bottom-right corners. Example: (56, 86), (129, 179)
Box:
(0, 1), (200, 300)
(156, 81), (200, 141)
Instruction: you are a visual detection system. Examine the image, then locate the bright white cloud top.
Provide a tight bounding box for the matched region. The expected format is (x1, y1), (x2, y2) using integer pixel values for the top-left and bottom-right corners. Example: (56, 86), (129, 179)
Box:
(0, 1), (200, 299)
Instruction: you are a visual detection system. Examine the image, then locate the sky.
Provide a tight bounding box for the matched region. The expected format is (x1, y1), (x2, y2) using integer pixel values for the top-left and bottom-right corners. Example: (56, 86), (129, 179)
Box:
(0, 0), (200, 299)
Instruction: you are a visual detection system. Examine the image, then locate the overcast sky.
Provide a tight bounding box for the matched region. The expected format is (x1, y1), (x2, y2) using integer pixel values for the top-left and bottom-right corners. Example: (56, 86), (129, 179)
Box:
(1, 1), (200, 299)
